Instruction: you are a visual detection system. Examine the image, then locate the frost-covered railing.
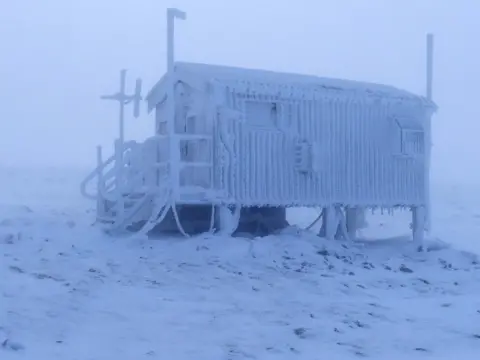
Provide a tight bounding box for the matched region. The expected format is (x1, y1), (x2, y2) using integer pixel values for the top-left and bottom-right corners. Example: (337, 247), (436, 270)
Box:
(81, 138), (167, 200)
(81, 140), (138, 201)
(81, 132), (220, 207)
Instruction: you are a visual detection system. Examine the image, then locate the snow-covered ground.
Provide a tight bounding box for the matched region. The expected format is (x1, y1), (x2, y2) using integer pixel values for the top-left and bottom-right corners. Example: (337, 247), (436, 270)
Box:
(1, 167), (480, 359)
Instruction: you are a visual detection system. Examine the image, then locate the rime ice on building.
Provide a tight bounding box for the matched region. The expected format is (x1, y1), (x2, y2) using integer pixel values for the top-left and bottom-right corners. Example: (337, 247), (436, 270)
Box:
(81, 8), (437, 246)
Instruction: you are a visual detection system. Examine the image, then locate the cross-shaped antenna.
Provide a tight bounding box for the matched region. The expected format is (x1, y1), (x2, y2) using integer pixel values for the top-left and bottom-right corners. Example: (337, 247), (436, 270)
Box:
(101, 69), (143, 145)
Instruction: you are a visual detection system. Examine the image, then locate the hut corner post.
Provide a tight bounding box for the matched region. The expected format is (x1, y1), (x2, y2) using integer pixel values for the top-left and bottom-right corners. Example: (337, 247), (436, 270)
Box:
(413, 32), (434, 249)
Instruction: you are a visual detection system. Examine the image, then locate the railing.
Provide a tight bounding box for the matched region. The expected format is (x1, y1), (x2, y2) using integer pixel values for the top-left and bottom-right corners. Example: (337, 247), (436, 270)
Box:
(80, 140), (138, 201)
(81, 131), (223, 228)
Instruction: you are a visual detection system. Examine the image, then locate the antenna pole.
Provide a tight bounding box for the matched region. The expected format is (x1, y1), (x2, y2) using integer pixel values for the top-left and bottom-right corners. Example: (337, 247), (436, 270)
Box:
(426, 33), (434, 100)
(118, 69), (127, 145)
(425, 33), (434, 234)
(100, 70), (143, 204)
(166, 8), (187, 197)
(100, 69), (143, 145)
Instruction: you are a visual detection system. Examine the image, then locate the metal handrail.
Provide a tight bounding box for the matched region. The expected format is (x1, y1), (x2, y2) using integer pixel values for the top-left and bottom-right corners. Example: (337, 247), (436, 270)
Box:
(80, 141), (137, 201)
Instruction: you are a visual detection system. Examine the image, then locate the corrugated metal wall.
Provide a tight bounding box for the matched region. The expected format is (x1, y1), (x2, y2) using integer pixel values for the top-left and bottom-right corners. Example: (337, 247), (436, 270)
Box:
(217, 88), (426, 208)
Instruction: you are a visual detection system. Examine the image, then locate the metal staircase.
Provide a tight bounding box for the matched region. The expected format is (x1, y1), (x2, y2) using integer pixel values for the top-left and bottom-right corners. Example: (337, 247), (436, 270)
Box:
(80, 133), (219, 237)
(80, 138), (171, 235)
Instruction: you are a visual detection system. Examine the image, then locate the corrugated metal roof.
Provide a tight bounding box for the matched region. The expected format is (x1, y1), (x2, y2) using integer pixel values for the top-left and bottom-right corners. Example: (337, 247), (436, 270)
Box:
(146, 61), (437, 112)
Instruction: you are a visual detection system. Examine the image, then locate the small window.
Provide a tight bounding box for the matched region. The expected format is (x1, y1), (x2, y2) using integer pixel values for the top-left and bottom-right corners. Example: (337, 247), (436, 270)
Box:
(245, 101), (278, 127)
(157, 121), (167, 135)
(393, 117), (424, 156)
(401, 129), (424, 155)
(155, 102), (168, 135)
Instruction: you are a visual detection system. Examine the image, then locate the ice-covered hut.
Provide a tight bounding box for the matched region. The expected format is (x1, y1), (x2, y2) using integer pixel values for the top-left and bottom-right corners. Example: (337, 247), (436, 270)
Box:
(146, 62), (436, 234)
(81, 8), (437, 244)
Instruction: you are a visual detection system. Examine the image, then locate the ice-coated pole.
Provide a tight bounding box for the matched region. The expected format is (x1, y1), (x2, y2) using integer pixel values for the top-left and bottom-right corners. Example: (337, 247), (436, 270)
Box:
(166, 8), (187, 196)
(425, 33), (434, 233)
(167, 8), (186, 72)
(426, 33), (434, 100)
(118, 69), (127, 145)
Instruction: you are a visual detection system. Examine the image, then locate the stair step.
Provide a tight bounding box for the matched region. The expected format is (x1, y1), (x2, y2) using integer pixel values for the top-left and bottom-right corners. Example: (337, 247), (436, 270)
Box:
(122, 192), (147, 200)
(97, 216), (115, 223)
(178, 134), (212, 140)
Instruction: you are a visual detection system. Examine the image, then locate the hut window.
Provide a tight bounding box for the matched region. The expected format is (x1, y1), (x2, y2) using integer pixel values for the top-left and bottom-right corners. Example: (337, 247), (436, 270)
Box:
(401, 129), (424, 155)
(394, 117), (424, 156)
(155, 102), (168, 135)
(245, 101), (278, 127)
(157, 121), (167, 135)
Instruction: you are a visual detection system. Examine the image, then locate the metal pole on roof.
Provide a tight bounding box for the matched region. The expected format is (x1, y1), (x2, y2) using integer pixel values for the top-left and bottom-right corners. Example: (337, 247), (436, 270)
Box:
(426, 33), (434, 100)
(425, 33), (434, 234)
(166, 8), (186, 197)
(167, 8), (186, 72)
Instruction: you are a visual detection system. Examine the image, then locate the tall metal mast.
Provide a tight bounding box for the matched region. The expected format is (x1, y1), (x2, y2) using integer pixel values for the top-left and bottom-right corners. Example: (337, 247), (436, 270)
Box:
(166, 8), (187, 197)
(425, 33), (434, 233)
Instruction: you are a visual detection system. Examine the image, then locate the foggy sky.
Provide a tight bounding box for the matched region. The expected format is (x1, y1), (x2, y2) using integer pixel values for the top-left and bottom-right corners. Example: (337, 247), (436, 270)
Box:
(0, 0), (477, 183)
